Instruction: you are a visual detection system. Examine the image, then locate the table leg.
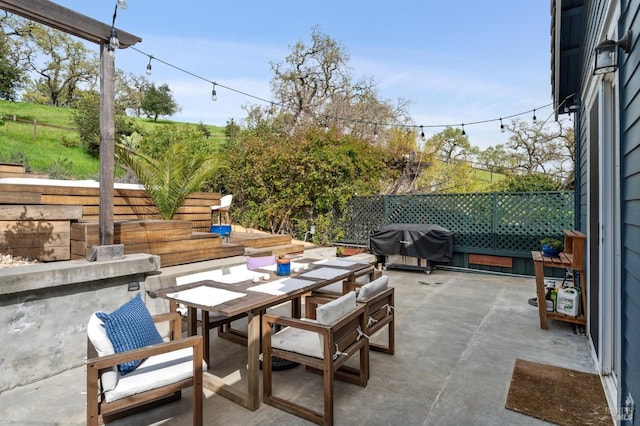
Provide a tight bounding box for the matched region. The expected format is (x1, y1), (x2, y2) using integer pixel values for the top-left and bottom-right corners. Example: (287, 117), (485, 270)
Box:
(201, 310), (261, 411)
(290, 296), (302, 319)
(246, 311), (261, 410)
(533, 261), (548, 329)
(202, 311), (211, 366)
(188, 307), (197, 336)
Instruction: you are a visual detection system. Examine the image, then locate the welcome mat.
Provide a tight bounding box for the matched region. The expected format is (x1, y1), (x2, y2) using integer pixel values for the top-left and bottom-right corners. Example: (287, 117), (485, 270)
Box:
(505, 359), (613, 425)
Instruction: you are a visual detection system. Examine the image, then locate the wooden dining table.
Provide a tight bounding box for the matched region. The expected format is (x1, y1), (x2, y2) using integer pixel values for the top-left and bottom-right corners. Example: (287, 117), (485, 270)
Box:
(151, 257), (375, 411)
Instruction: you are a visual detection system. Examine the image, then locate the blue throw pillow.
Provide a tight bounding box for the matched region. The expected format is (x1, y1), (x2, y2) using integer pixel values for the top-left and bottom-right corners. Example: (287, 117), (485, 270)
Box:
(96, 293), (163, 375)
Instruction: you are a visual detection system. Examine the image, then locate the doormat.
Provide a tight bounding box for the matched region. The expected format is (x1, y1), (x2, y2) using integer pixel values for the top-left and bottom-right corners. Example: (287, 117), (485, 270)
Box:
(505, 359), (613, 426)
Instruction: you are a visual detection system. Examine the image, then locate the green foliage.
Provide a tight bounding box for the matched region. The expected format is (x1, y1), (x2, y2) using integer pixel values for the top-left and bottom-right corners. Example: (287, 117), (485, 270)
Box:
(225, 126), (386, 238)
(73, 90), (138, 157)
(44, 158), (73, 179)
(12, 20), (98, 107)
(140, 83), (180, 122)
(489, 173), (560, 192)
(540, 237), (563, 250)
(0, 100), (226, 179)
(416, 128), (476, 193)
(60, 134), (79, 148)
(115, 139), (223, 220)
(0, 149), (31, 172)
(0, 36), (24, 101)
(140, 124), (222, 160)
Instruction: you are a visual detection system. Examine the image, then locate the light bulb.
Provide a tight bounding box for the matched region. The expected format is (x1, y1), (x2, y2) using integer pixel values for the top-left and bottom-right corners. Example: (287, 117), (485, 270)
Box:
(420, 125), (425, 140)
(109, 28), (119, 50)
(211, 84), (217, 101)
(532, 109), (537, 123)
(500, 118), (505, 133)
(146, 63), (152, 75)
(461, 124), (466, 136)
(117, 0), (127, 9)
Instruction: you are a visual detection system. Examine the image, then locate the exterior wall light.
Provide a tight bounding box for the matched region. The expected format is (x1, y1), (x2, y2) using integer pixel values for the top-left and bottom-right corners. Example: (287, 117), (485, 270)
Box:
(594, 30), (632, 75)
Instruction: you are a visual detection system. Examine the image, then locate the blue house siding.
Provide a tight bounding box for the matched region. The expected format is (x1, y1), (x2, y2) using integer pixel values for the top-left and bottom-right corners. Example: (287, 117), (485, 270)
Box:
(620, 0), (640, 418)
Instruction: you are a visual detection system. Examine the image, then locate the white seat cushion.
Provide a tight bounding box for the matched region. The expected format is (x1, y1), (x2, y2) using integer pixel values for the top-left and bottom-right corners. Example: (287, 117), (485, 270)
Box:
(271, 319), (324, 359)
(104, 347), (206, 403)
(87, 313), (118, 392)
(357, 276), (389, 301)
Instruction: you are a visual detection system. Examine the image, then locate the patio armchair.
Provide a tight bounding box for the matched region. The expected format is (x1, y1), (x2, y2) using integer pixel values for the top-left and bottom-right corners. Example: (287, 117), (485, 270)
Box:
(86, 295), (204, 425)
(262, 291), (369, 426)
(307, 275), (395, 355)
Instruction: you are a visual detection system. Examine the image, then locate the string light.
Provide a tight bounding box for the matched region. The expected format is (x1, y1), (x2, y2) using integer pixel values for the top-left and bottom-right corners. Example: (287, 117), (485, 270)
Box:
(127, 46), (562, 136)
(107, 3), (120, 58)
(373, 123), (378, 138)
(500, 118), (505, 133)
(146, 55), (153, 75)
(211, 83), (217, 102)
(532, 109), (537, 123)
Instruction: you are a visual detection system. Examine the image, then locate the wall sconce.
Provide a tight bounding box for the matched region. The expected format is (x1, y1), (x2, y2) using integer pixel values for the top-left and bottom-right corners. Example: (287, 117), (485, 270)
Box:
(594, 30), (632, 75)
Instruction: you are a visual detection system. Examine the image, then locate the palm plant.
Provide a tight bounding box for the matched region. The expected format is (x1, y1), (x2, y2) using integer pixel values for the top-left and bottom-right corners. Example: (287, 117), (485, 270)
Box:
(115, 142), (223, 220)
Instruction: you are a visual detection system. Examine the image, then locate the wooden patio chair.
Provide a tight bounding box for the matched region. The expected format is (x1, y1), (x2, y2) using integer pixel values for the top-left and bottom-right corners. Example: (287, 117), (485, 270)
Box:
(262, 291), (369, 426)
(307, 275), (395, 355)
(86, 297), (203, 426)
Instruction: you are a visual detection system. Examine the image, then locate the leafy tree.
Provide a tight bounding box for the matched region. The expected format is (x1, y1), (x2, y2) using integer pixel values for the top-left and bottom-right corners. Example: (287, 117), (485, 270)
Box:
(73, 90), (137, 157)
(6, 19), (98, 107)
(115, 71), (150, 117)
(0, 36), (24, 101)
(115, 141), (223, 220)
(267, 26), (411, 140)
(140, 83), (180, 121)
(476, 144), (518, 174)
(416, 127), (476, 193)
(504, 119), (573, 176)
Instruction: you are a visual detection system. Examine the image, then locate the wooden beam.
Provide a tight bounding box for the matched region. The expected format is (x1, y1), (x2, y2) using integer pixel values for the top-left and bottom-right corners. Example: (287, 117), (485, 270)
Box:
(0, 0), (141, 47)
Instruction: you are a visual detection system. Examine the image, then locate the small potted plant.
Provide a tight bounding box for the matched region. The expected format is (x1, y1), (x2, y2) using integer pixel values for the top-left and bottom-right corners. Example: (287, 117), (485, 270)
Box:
(541, 237), (563, 258)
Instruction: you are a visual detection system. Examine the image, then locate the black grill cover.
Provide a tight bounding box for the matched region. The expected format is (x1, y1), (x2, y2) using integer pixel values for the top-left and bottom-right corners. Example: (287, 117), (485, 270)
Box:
(369, 224), (454, 262)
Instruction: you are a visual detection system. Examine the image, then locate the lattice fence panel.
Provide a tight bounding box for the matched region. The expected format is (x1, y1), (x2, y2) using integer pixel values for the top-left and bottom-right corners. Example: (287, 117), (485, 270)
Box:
(340, 195), (385, 244)
(493, 192), (574, 251)
(339, 191), (574, 253)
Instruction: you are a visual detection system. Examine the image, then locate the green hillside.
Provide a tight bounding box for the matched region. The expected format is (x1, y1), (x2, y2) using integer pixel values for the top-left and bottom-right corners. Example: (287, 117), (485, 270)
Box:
(0, 100), (226, 179)
(0, 100), (504, 189)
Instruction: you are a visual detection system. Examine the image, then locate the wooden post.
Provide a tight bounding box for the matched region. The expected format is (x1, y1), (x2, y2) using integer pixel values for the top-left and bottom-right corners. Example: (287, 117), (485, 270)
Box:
(99, 43), (115, 246)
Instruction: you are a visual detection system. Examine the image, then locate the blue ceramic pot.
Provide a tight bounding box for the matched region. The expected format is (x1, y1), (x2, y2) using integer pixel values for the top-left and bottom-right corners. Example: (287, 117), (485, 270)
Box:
(542, 244), (561, 258)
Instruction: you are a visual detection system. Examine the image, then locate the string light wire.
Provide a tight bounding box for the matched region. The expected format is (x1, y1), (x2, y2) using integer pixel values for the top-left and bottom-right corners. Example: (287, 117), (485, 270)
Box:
(128, 45), (564, 134)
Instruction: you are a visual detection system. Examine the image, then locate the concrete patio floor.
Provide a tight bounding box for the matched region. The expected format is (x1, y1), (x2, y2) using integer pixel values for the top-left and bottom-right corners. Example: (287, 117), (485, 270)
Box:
(0, 267), (597, 425)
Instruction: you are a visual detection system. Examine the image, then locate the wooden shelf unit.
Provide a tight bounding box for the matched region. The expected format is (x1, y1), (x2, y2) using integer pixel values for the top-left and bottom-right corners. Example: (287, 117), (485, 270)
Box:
(532, 230), (587, 329)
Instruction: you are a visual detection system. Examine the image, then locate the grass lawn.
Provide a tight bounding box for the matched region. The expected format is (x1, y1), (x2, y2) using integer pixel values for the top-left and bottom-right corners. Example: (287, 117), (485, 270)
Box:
(0, 100), (225, 179)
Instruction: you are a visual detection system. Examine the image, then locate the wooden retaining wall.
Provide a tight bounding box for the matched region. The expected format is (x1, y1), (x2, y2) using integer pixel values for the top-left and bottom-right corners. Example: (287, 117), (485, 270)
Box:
(0, 182), (218, 232)
(0, 178), (235, 264)
(70, 220), (244, 267)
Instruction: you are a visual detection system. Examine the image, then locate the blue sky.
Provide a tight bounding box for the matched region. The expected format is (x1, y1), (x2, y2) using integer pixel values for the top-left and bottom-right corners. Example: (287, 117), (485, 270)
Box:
(52, 1), (553, 149)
